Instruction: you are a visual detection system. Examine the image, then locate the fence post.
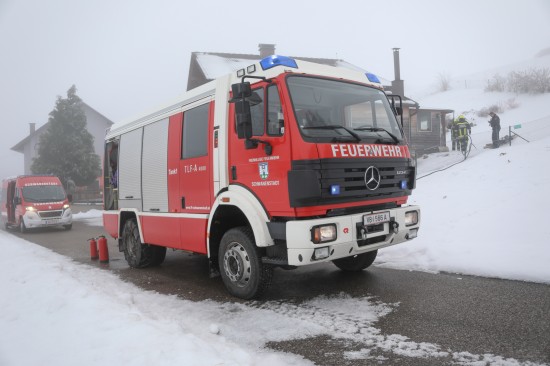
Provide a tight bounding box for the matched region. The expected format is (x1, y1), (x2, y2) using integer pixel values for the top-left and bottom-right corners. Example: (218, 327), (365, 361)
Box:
(509, 126), (512, 146)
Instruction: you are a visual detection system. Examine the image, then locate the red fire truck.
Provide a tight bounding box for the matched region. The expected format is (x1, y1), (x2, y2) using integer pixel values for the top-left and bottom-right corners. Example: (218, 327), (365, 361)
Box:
(1, 175), (73, 232)
(103, 55), (420, 299)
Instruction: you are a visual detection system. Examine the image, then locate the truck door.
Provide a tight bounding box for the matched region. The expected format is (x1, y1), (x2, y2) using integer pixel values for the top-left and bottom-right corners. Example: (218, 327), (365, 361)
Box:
(228, 82), (292, 216)
(178, 101), (214, 253)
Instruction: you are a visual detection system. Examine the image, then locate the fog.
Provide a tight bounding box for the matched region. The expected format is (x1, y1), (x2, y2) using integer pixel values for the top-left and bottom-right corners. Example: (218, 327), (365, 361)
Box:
(1, 0), (549, 177)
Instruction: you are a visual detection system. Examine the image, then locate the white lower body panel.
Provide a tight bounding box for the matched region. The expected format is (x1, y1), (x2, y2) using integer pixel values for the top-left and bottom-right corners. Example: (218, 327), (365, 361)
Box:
(285, 206), (420, 266)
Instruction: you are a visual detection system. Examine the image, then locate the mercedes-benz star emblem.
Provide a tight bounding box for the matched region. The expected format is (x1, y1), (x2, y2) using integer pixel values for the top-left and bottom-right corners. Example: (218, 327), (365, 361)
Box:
(364, 166), (381, 191)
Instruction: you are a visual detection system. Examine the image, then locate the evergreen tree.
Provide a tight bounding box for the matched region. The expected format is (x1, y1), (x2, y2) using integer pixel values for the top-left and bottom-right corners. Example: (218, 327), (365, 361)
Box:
(31, 85), (101, 187)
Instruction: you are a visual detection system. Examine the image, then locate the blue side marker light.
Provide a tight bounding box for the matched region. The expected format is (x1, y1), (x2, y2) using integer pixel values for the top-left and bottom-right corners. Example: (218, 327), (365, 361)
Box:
(366, 72), (381, 83)
(260, 55), (298, 70)
(330, 185), (341, 195)
(400, 180), (408, 190)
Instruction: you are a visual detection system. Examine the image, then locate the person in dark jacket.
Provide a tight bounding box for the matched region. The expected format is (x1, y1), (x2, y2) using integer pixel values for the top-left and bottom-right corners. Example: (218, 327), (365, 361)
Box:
(489, 111), (501, 148)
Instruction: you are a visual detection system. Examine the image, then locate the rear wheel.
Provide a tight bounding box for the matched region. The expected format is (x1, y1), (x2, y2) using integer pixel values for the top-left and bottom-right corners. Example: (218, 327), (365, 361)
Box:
(218, 227), (273, 299)
(63, 224), (72, 230)
(332, 250), (378, 271)
(122, 219), (166, 268)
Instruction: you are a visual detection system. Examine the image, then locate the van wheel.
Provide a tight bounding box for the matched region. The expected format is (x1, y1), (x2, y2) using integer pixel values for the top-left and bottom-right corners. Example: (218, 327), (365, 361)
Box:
(122, 219), (165, 268)
(19, 218), (27, 233)
(332, 250), (378, 271)
(64, 224), (72, 230)
(218, 227), (273, 299)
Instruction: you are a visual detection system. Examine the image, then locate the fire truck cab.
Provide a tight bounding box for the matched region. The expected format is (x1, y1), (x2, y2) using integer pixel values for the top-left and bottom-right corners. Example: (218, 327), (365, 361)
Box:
(103, 55), (420, 299)
(1, 175), (73, 232)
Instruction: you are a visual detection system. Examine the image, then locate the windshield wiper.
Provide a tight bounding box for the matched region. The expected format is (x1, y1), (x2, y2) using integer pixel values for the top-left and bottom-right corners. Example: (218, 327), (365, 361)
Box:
(303, 125), (361, 142)
(353, 127), (400, 144)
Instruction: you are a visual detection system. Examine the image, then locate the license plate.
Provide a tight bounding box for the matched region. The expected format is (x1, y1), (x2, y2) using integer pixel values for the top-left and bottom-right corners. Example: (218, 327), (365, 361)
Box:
(363, 211), (390, 226)
(44, 219), (60, 225)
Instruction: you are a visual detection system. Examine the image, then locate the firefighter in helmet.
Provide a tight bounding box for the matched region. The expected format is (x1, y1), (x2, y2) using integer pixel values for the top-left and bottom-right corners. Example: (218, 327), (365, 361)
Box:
(452, 115), (471, 153)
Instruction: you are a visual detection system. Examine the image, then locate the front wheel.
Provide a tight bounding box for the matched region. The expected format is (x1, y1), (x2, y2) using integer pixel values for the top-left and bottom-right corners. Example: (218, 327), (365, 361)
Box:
(19, 218), (27, 233)
(218, 227), (273, 299)
(332, 250), (378, 271)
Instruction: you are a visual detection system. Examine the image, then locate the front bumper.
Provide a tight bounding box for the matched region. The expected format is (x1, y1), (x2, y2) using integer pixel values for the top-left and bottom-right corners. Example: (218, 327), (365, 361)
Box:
(23, 208), (73, 229)
(285, 206), (420, 266)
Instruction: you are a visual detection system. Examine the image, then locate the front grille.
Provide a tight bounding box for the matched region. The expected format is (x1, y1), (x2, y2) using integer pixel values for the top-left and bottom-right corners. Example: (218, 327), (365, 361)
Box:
(320, 159), (414, 199)
(38, 210), (63, 219)
(289, 158), (415, 207)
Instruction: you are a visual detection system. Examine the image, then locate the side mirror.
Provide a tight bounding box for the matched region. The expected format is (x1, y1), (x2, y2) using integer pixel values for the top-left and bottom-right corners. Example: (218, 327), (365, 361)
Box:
(67, 194), (73, 203)
(235, 100), (253, 139)
(14, 197), (21, 205)
(395, 106), (403, 116)
(230, 82), (253, 140)
(231, 82), (252, 100)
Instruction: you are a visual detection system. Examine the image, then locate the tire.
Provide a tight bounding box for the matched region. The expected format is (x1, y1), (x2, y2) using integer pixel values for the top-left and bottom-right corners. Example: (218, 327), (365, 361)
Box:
(64, 224), (72, 230)
(332, 250), (378, 272)
(218, 227), (273, 300)
(122, 219), (166, 268)
(19, 218), (27, 234)
(150, 245), (167, 266)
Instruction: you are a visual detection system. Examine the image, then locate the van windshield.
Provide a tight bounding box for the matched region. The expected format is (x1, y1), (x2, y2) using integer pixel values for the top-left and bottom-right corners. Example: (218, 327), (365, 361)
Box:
(22, 185), (66, 202)
(287, 76), (404, 144)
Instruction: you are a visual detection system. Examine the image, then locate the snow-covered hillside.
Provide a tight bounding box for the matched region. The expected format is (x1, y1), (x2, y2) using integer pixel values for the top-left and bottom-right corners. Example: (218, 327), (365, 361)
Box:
(376, 54), (550, 283)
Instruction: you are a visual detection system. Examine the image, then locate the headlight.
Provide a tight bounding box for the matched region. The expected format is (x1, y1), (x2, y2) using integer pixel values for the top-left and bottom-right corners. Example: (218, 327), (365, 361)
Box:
(311, 224), (337, 244)
(405, 211), (419, 226)
(63, 204), (70, 209)
(25, 206), (36, 212)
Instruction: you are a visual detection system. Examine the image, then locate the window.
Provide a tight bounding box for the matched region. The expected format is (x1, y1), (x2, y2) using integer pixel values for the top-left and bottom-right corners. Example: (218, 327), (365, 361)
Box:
(250, 89), (265, 136)
(287, 76), (404, 143)
(182, 103), (209, 159)
(267, 85), (284, 136)
(418, 111), (432, 132)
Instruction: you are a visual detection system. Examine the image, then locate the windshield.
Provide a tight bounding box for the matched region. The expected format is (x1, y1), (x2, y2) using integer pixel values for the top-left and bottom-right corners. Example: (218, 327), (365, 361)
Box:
(22, 184), (66, 202)
(287, 76), (404, 143)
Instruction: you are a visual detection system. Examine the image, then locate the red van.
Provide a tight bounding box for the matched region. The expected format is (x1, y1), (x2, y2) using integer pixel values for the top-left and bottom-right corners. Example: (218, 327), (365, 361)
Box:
(1, 175), (73, 232)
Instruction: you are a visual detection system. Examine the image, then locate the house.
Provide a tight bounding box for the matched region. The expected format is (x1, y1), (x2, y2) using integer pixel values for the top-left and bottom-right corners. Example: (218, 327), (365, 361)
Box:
(187, 44), (452, 155)
(11, 102), (113, 200)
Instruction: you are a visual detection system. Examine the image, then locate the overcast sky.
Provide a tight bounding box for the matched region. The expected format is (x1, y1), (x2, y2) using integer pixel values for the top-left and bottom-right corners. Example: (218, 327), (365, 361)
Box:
(1, 0), (549, 177)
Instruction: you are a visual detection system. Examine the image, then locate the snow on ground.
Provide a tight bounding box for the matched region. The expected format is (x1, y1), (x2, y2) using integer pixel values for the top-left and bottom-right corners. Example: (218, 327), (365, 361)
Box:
(2, 231), (545, 366)
(377, 133), (550, 284)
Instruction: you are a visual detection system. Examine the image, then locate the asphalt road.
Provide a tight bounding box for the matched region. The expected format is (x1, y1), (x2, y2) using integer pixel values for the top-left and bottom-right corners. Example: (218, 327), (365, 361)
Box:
(8, 205), (550, 365)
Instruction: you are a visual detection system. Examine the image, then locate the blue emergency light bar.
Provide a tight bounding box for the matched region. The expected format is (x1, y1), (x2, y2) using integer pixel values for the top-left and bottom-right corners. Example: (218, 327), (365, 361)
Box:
(365, 73), (381, 83)
(260, 55), (298, 71)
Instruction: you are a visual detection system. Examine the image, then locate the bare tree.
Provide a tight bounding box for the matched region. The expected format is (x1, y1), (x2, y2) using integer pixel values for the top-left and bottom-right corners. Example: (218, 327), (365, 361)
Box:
(436, 72), (451, 92)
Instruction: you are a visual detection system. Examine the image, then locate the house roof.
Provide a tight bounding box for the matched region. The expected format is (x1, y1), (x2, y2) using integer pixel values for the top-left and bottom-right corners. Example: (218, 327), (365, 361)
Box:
(11, 102), (113, 153)
(186, 50), (391, 90)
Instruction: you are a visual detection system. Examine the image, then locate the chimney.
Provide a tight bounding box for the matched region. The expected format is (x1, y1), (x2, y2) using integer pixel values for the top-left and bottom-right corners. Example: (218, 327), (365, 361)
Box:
(391, 48), (405, 97)
(259, 43), (276, 58)
(29, 123), (36, 135)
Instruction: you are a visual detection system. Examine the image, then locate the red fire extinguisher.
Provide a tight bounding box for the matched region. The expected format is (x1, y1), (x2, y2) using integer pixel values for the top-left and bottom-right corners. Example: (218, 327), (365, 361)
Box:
(89, 238), (98, 260)
(97, 235), (109, 263)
